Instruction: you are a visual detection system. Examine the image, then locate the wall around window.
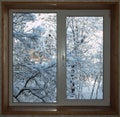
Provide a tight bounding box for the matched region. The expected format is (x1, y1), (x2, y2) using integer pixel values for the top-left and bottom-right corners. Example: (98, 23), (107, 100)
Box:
(0, 0), (119, 117)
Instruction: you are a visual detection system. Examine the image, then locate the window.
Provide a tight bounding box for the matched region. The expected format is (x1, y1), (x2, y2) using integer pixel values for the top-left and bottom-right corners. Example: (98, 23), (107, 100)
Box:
(11, 12), (57, 104)
(9, 10), (110, 106)
(2, 2), (119, 115)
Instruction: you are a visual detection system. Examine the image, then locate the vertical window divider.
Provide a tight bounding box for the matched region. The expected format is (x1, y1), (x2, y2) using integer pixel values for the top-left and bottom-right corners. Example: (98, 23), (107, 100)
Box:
(57, 11), (66, 105)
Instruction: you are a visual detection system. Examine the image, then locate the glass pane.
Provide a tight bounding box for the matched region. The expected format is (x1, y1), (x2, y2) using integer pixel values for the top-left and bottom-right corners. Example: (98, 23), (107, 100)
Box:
(66, 17), (103, 99)
(12, 13), (57, 103)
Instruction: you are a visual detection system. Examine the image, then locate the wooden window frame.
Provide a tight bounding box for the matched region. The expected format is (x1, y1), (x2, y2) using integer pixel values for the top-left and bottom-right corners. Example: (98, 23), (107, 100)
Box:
(1, 1), (119, 115)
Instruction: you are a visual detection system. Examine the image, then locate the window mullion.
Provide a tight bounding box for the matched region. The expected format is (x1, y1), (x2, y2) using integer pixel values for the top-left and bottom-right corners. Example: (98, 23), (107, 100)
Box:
(57, 11), (66, 105)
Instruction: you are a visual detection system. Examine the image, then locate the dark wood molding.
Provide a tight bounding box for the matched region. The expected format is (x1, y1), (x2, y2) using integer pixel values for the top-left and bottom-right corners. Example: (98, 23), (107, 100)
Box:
(1, 2), (119, 10)
(110, 3), (119, 113)
(1, 1), (119, 115)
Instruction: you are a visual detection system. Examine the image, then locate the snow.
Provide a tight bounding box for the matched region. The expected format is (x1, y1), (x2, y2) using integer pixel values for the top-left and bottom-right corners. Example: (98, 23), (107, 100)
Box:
(13, 13), (103, 102)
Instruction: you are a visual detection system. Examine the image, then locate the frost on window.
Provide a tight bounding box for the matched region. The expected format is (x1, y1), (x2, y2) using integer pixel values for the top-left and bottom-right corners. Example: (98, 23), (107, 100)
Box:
(12, 13), (57, 103)
(66, 17), (103, 99)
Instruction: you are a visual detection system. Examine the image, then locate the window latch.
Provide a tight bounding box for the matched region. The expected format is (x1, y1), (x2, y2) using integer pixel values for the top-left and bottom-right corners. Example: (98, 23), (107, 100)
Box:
(62, 55), (65, 66)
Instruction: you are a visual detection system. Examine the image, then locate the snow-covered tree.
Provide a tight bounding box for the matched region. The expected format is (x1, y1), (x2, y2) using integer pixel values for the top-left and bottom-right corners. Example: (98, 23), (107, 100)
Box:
(13, 13), (103, 102)
(66, 17), (103, 99)
(13, 13), (57, 102)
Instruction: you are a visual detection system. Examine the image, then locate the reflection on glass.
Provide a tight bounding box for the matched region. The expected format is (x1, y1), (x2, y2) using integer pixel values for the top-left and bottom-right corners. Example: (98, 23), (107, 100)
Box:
(66, 17), (103, 99)
(13, 13), (57, 103)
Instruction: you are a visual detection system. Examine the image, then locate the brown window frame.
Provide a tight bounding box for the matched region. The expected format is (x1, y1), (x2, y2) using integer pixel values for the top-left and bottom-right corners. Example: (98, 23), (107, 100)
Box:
(1, 1), (119, 115)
